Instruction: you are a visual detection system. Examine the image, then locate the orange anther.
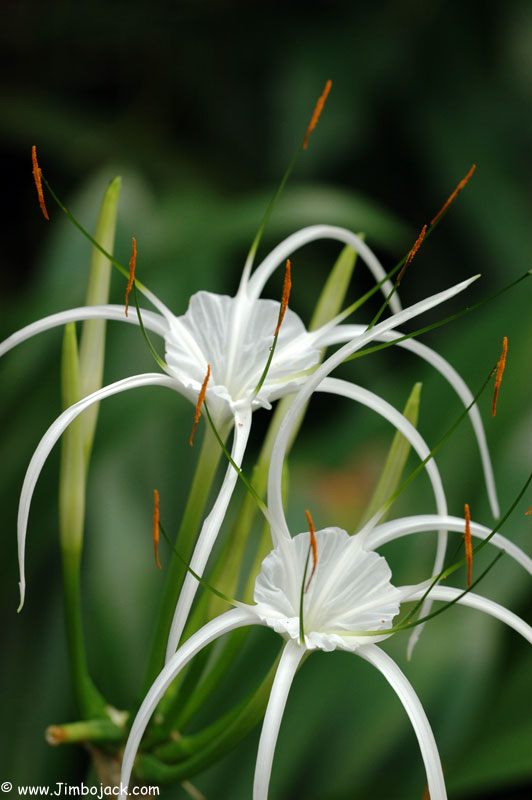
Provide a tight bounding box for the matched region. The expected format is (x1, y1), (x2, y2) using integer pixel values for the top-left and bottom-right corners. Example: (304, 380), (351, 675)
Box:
(189, 364), (211, 447)
(492, 336), (508, 417)
(31, 146), (49, 220)
(397, 224), (428, 284)
(125, 237), (137, 317)
(153, 489), (161, 570)
(464, 503), (473, 588)
(303, 80), (332, 150)
(304, 509), (318, 593)
(430, 164), (476, 226)
(526, 504), (532, 516)
(274, 259), (292, 336)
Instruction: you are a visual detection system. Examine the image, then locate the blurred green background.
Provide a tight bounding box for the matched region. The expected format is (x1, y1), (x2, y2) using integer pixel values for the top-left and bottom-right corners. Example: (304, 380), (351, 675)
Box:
(1, 1), (532, 798)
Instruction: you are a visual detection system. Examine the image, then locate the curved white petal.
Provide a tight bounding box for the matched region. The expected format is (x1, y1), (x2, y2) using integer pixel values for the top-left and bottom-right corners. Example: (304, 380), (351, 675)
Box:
(321, 378), (447, 522)
(0, 305), (167, 358)
(318, 323), (499, 518)
(121, 607), (258, 791)
(253, 640), (305, 800)
(267, 375), (450, 583)
(358, 644), (447, 800)
(247, 225), (401, 314)
(165, 407), (253, 659)
(17, 373), (182, 611)
(367, 514), (532, 575)
(405, 585), (532, 644)
(268, 274), (479, 544)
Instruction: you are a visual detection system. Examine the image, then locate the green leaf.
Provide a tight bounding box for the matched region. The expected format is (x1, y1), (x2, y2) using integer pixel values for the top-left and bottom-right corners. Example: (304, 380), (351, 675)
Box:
(78, 176), (121, 460)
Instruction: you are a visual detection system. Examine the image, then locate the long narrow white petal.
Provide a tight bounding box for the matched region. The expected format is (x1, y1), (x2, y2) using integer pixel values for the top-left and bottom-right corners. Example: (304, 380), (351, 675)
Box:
(17, 373), (182, 611)
(247, 225), (401, 312)
(268, 374), (451, 556)
(318, 323), (499, 518)
(268, 274), (479, 545)
(1, 305), (167, 358)
(405, 586), (532, 643)
(165, 407), (253, 659)
(121, 607), (258, 791)
(253, 640), (305, 800)
(358, 644), (447, 800)
(368, 514), (532, 575)
(320, 378), (448, 518)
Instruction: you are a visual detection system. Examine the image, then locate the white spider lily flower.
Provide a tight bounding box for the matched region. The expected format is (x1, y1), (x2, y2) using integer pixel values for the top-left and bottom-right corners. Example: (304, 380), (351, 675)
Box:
(3, 225), (396, 614)
(120, 520), (532, 800)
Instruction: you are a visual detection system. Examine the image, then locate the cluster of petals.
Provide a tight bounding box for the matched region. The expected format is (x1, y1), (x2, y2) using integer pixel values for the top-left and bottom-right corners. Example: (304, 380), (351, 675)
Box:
(4, 222), (495, 642)
(5, 216), (529, 798)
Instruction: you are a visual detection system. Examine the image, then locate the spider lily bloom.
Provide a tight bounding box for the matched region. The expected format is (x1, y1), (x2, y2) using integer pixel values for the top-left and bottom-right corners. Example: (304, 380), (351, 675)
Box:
(120, 487), (532, 799)
(3, 223), (399, 614)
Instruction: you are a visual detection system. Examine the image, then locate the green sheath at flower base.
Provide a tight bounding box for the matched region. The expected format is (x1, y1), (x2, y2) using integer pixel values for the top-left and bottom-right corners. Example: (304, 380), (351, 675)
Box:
(360, 382), (422, 526)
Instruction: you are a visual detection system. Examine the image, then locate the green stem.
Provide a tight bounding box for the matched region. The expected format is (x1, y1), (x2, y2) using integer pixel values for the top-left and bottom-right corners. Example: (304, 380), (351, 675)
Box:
(46, 717), (126, 746)
(141, 423), (226, 696)
(171, 628), (249, 732)
(61, 550), (106, 718)
(135, 653), (281, 783)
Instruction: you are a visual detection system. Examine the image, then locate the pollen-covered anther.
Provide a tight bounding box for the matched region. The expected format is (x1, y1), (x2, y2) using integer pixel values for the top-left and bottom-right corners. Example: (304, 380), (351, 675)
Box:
(463, 503), (473, 588)
(406, 223), (428, 271)
(189, 364), (211, 447)
(304, 509), (318, 593)
(274, 259), (292, 336)
(303, 79), (332, 150)
(125, 237), (137, 317)
(430, 164), (476, 226)
(492, 335), (508, 417)
(153, 489), (161, 570)
(31, 145), (49, 220)
(526, 504), (532, 516)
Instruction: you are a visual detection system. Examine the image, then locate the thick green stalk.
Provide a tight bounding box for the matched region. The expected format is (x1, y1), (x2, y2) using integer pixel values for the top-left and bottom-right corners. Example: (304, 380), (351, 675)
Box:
(59, 324), (106, 718)
(135, 654), (281, 783)
(141, 423), (226, 696)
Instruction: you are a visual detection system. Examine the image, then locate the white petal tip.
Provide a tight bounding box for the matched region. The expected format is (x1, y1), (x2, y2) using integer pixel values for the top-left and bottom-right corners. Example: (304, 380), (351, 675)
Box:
(406, 632), (419, 661)
(17, 584), (25, 613)
(458, 274), (480, 290)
